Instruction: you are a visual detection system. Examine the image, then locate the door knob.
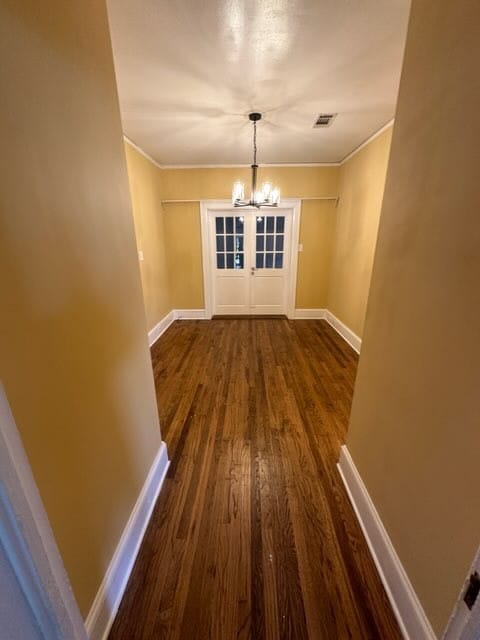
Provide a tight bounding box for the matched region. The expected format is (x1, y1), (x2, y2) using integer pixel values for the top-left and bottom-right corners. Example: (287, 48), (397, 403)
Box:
(251, 267), (256, 275)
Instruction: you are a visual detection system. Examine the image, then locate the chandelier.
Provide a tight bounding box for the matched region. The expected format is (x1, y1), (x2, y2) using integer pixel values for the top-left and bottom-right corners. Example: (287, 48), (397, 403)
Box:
(232, 112), (280, 208)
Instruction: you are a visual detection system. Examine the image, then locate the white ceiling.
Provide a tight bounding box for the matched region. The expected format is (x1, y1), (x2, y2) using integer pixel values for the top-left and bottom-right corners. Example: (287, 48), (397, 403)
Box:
(107, 0), (410, 165)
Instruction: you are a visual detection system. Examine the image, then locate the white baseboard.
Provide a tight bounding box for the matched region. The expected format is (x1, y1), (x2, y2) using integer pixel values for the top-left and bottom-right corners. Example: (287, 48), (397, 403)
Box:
(148, 311), (175, 347)
(294, 308), (327, 319)
(325, 310), (362, 353)
(174, 309), (207, 320)
(337, 446), (436, 640)
(85, 442), (170, 640)
(148, 309), (208, 347)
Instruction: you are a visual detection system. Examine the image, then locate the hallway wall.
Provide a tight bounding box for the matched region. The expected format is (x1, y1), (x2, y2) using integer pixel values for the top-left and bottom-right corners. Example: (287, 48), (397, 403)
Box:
(346, 0), (480, 633)
(327, 126), (393, 337)
(0, 0), (163, 616)
(124, 142), (171, 328)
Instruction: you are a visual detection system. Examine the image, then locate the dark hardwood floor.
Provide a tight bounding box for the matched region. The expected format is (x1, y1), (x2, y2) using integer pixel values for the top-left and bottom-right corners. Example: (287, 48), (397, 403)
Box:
(109, 318), (402, 640)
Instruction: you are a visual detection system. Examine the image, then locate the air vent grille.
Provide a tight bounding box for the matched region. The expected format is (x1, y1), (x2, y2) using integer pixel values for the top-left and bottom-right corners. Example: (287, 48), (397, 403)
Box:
(314, 113), (337, 128)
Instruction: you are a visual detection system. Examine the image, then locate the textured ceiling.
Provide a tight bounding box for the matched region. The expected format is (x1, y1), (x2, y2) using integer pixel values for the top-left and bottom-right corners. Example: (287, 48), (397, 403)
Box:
(107, 0), (410, 165)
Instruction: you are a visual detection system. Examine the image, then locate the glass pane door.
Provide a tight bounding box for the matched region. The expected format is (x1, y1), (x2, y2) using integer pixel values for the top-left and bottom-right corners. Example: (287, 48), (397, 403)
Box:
(255, 214), (285, 269)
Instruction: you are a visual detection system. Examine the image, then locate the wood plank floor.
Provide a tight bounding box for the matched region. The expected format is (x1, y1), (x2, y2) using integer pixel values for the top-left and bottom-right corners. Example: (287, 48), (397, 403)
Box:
(109, 318), (402, 640)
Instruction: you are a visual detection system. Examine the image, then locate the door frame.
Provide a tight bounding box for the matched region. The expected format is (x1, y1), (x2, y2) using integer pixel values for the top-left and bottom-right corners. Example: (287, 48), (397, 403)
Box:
(200, 199), (301, 319)
(0, 382), (88, 639)
(444, 545), (480, 639)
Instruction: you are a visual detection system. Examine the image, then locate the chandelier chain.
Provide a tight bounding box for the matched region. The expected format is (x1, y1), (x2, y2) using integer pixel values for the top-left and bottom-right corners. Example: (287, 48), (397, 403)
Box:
(253, 120), (257, 166)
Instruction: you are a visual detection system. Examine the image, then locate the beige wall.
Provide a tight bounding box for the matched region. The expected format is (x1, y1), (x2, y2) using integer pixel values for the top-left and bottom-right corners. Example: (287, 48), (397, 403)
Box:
(163, 202), (205, 309)
(160, 166), (339, 310)
(347, 0), (480, 634)
(124, 142), (171, 330)
(161, 165), (338, 201)
(128, 145), (388, 322)
(0, 0), (162, 616)
(296, 200), (336, 308)
(328, 127), (393, 337)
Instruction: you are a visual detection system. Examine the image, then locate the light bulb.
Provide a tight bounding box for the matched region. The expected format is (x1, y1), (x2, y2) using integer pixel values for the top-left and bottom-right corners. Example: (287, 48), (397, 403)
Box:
(271, 187), (280, 205)
(254, 190), (263, 205)
(262, 182), (272, 201)
(232, 181), (244, 204)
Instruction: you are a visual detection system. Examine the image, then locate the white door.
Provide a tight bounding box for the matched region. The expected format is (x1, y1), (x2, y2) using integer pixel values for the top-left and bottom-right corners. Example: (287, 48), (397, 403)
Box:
(209, 209), (292, 315)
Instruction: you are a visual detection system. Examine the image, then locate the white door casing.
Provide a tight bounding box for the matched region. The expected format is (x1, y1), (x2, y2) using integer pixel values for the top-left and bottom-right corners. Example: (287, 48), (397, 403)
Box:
(444, 546), (480, 640)
(200, 199), (301, 318)
(0, 383), (87, 640)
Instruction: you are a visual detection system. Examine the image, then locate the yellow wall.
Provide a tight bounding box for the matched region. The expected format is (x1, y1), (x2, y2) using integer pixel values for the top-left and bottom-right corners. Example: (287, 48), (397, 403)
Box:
(296, 200), (337, 308)
(163, 202), (205, 309)
(159, 166), (339, 310)
(0, 0), (162, 616)
(347, 0), (480, 634)
(327, 127), (393, 337)
(124, 143), (171, 330)
(127, 148), (389, 323)
(161, 165), (338, 201)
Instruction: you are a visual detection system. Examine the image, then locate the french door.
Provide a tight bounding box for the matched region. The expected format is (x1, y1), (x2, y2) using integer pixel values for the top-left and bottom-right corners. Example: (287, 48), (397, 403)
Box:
(208, 209), (293, 315)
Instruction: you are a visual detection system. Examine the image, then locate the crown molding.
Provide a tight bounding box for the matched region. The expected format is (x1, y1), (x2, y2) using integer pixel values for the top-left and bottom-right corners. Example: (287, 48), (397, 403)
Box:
(124, 121), (394, 172)
(158, 162), (340, 169)
(123, 135), (164, 170)
(123, 135), (339, 169)
(339, 119), (394, 165)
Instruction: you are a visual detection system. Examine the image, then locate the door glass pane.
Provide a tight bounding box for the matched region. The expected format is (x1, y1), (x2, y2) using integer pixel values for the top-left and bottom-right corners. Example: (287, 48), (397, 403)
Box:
(254, 214), (287, 271)
(235, 217), (244, 233)
(215, 215), (244, 270)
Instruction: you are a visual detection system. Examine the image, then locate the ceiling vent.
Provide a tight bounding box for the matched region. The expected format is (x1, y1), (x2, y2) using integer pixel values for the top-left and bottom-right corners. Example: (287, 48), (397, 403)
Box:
(313, 113), (337, 128)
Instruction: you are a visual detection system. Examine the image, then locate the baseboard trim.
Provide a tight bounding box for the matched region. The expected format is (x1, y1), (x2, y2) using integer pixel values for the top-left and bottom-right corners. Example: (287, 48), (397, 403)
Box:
(337, 446), (436, 640)
(294, 308), (327, 319)
(85, 442), (170, 640)
(148, 311), (175, 347)
(325, 310), (362, 353)
(148, 309), (209, 346)
(174, 309), (207, 320)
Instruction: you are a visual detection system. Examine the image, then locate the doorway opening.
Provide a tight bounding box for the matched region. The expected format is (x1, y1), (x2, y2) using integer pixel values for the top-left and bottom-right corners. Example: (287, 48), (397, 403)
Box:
(200, 200), (301, 319)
